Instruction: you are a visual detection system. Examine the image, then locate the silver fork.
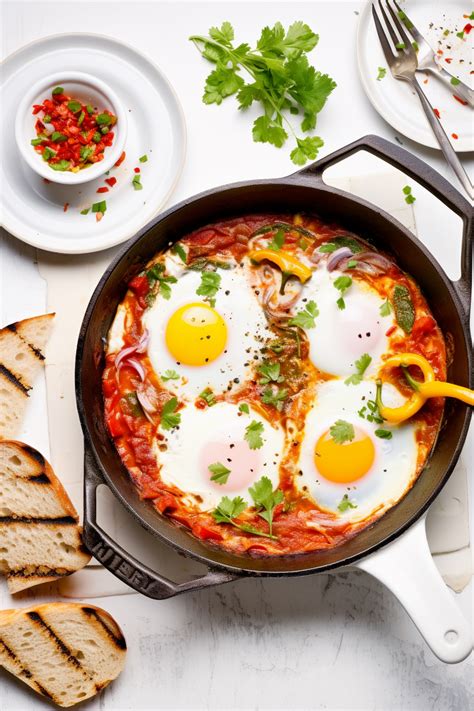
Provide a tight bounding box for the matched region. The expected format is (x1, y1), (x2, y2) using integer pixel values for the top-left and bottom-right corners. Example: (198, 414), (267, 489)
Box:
(393, 0), (474, 107)
(372, 0), (473, 200)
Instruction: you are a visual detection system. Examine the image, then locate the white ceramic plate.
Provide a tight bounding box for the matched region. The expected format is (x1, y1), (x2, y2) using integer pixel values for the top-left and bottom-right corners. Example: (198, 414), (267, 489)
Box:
(357, 0), (473, 151)
(0, 33), (186, 254)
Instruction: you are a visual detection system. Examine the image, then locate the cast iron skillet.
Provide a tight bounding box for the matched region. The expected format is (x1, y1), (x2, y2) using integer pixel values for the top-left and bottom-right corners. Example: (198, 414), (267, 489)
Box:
(76, 135), (472, 645)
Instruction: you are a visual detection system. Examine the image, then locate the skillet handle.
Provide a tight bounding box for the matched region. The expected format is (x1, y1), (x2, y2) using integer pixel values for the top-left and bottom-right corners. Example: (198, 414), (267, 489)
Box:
(82, 447), (239, 599)
(296, 134), (473, 313)
(354, 516), (473, 663)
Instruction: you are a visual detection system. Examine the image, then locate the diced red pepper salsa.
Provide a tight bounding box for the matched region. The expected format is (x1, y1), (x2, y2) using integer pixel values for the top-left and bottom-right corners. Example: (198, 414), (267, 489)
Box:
(31, 85), (117, 173)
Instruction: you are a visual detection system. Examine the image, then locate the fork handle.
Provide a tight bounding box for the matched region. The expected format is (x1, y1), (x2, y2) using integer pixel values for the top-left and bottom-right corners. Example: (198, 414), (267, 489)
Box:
(411, 79), (473, 200)
(427, 64), (474, 108)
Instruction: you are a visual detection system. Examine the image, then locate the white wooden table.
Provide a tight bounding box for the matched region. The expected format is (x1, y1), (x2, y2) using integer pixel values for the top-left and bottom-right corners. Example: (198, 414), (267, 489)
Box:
(1, 2), (473, 709)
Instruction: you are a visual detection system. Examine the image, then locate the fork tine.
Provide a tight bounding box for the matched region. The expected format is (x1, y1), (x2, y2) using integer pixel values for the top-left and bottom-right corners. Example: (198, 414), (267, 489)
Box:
(372, 4), (396, 64)
(392, 0), (423, 43)
(386, 0), (413, 48)
(377, 0), (399, 46)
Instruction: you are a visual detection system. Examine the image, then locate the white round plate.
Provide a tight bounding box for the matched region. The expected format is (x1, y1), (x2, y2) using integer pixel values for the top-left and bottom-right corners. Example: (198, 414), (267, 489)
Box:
(357, 0), (473, 152)
(0, 33), (186, 254)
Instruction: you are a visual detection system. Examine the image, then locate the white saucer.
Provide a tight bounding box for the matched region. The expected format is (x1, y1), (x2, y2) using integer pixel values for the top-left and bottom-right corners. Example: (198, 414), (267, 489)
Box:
(0, 33), (186, 254)
(357, 0), (473, 152)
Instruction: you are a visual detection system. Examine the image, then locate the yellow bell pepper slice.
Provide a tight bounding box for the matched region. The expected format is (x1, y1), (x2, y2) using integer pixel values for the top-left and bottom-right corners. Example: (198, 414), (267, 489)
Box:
(376, 352), (474, 424)
(248, 249), (313, 285)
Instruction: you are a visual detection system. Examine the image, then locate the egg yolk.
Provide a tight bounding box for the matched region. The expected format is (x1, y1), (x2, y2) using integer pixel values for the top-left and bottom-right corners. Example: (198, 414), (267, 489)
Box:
(165, 302), (227, 366)
(314, 427), (375, 483)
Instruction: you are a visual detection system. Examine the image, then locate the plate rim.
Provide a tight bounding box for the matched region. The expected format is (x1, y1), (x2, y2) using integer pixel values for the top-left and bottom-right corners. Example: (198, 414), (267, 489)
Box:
(356, 0), (471, 153)
(0, 31), (187, 255)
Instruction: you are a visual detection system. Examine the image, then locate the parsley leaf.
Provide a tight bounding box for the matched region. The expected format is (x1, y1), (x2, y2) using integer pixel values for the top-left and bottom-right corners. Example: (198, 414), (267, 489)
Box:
(333, 275), (352, 310)
(258, 361), (284, 384)
(358, 398), (383, 424)
(268, 229), (285, 251)
(344, 353), (372, 386)
(330, 420), (355, 444)
(380, 298), (392, 317)
(377, 66), (387, 81)
(161, 397), (181, 430)
(208, 462), (231, 484)
(196, 270), (221, 307)
(199, 388), (216, 406)
(338, 494), (357, 512)
(190, 21), (336, 164)
(375, 428), (393, 439)
(261, 386), (288, 411)
(162, 369), (180, 381)
(393, 284), (415, 334)
(239, 403), (250, 414)
(212, 495), (247, 523)
(248, 476), (284, 536)
(171, 242), (187, 263)
(245, 420), (265, 449)
(146, 263), (177, 300)
(288, 300), (319, 328)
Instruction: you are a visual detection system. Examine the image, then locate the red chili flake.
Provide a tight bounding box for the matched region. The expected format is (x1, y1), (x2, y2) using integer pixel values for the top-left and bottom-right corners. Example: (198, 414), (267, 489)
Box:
(451, 133), (459, 140)
(97, 186), (109, 193)
(385, 325), (397, 337)
(96, 212), (103, 222)
(437, 49), (443, 55)
(423, 79), (428, 84)
(463, 23), (472, 35)
(453, 94), (468, 105)
(63, 202), (69, 212)
(433, 108), (441, 118)
(115, 151), (126, 167)
(444, 57), (453, 63)
(105, 177), (117, 187)
(43, 178), (51, 184)
(134, 167), (140, 173)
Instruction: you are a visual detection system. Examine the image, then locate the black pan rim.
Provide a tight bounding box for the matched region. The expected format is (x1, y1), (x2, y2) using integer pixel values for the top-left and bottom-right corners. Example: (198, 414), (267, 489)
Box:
(76, 174), (472, 576)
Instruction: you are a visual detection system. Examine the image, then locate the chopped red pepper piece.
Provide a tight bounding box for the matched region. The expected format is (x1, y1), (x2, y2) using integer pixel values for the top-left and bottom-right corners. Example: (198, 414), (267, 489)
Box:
(134, 167), (140, 173)
(444, 57), (452, 63)
(115, 151), (126, 167)
(105, 176), (117, 187)
(463, 23), (472, 35)
(453, 95), (468, 106)
(451, 133), (459, 140)
(433, 108), (441, 118)
(129, 275), (150, 296)
(97, 186), (109, 193)
(63, 202), (69, 212)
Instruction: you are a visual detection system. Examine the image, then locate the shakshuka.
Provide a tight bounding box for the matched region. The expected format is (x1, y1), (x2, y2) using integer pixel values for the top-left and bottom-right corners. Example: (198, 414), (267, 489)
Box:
(102, 214), (446, 556)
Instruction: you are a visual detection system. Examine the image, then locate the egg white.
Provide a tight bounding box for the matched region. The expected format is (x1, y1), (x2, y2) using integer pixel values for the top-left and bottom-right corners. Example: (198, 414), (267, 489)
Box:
(290, 269), (393, 377)
(296, 379), (418, 522)
(156, 402), (284, 511)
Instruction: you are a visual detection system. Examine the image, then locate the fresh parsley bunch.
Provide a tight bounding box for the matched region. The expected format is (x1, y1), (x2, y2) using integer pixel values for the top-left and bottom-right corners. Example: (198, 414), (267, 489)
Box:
(190, 21), (336, 165)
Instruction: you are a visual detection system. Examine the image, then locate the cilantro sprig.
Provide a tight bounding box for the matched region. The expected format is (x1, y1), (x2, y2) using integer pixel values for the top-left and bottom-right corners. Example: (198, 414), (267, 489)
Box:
(212, 475), (284, 539)
(333, 275), (352, 310)
(190, 21), (336, 165)
(146, 263), (177, 301)
(248, 476), (284, 537)
(212, 495), (278, 540)
(338, 494), (357, 512)
(245, 420), (265, 449)
(258, 361), (284, 385)
(160, 397), (181, 430)
(208, 462), (231, 484)
(288, 300), (318, 328)
(196, 270), (221, 307)
(261, 386), (288, 411)
(330, 420), (355, 444)
(345, 353), (372, 386)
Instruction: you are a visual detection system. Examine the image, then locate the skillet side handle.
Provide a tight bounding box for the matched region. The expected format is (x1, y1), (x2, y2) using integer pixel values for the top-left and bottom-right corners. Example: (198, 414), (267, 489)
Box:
(354, 516), (473, 663)
(83, 448), (238, 599)
(296, 134), (473, 313)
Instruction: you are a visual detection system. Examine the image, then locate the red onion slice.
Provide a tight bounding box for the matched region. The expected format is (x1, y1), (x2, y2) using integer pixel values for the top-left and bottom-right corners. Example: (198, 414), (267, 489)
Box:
(136, 329), (150, 353)
(125, 358), (146, 381)
(326, 247), (354, 271)
(115, 344), (139, 369)
(136, 390), (157, 424)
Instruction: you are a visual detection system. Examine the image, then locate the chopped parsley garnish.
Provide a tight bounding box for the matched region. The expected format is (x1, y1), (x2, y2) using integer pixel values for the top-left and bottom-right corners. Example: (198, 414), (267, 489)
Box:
(333, 275), (352, 310)
(450, 77), (461, 86)
(199, 388), (216, 406)
(162, 369), (180, 381)
(196, 270), (221, 307)
(346, 259), (358, 269)
(380, 298), (392, 317)
(330, 420), (355, 444)
(146, 263), (177, 300)
(344, 353), (372, 386)
(456, 31), (464, 39)
(402, 185), (416, 204)
(393, 284), (415, 334)
(319, 236), (363, 254)
(212, 495), (277, 540)
(375, 428), (393, 439)
(261, 386), (288, 411)
(160, 397), (181, 430)
(268, 229), (285, 251)
(80, 208), (90, 215)
(139, 154), (149, 162)
(245, 420), (265, 449)
(248, 476), (284, 536)
(208, 461), (231, 484)
(338, 494), (357, 512)
(239, 403), (250, 414)
(377, 67), (387, 81)
(190, 21), (336, 165)
(358, 398), (383, 424)
(132, 173), (143, 191)
(288, 300), (319, 328)
(171, 242), (187, 263)
(258, 361), (284, 385)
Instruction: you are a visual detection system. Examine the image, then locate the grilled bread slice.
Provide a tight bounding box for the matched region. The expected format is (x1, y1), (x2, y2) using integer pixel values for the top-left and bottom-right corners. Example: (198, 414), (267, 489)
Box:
(0, 602), (126, 707)
(0, 313), (54, 438)
(0, 440), (91, 593)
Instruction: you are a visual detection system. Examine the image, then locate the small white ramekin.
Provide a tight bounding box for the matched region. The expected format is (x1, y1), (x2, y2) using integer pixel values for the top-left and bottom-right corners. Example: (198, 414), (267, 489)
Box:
(15, 71), (127, 185)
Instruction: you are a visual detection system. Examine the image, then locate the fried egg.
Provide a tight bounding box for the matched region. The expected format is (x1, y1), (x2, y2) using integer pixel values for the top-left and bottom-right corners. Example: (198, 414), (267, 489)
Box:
(291, 269), (393, 377)
(142, 263), (273, 400)
(296, 379), (418, 521)
(157, 402), (284, 511)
